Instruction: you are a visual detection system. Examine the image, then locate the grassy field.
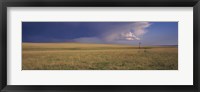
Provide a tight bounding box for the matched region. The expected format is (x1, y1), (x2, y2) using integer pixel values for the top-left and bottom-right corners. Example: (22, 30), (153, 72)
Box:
(22, 43), (178, 70)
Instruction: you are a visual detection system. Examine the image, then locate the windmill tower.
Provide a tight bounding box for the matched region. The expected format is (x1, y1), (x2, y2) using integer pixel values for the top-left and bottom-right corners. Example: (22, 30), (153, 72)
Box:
(139, 42), (141, 49)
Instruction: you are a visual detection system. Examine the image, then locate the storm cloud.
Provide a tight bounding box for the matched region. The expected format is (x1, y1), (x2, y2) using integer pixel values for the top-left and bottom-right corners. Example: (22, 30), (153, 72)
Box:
(74, 22), (151, 43)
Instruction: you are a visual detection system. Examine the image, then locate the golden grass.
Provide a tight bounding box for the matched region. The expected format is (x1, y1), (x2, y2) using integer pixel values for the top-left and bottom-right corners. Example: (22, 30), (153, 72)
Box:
(22, 43), (178, 70)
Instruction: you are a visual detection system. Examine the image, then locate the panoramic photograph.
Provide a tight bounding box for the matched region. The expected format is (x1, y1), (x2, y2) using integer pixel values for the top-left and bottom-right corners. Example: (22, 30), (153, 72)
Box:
(22, 22), (178, 70)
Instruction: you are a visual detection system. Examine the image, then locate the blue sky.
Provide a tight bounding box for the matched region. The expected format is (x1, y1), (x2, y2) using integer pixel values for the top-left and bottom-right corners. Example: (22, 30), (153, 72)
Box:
(22, 22), (178, 46)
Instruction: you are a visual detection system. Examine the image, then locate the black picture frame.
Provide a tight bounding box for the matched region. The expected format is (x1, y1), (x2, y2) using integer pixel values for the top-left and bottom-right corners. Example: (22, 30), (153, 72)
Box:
(0, 0), (200, 92)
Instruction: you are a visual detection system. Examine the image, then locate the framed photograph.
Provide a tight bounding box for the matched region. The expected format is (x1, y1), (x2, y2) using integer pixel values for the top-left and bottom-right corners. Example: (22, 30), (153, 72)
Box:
(0, 0), (200, 92)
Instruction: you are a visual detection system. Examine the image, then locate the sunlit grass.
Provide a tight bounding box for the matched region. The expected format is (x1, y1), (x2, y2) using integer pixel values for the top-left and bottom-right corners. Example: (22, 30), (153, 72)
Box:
(22, 43), (178, 70)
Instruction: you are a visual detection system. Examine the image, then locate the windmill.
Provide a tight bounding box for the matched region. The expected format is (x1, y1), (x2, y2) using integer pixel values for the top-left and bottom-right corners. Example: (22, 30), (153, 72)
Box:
(139, 42), (141, 49)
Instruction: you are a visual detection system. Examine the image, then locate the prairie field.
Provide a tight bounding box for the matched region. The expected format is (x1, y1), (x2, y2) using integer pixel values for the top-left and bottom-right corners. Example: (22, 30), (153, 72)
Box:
(22, 43), (178, 70)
